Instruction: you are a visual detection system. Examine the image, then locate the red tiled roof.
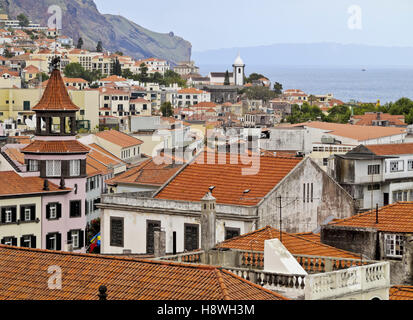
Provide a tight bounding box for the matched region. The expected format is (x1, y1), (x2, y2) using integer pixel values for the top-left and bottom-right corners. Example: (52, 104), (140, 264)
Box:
(4, 148), (24, 164)
(390, 286), (413, 300)
(216, 226), (360, 259)
(155, 152), (302, 206)
(95, 130), (143, 148)
(32, 69), (80, 111)
(21, 140), (90, 154)
(0, 245), (286, 300)
(366, 143), (413, 156)
(178, 88), (205, 94)
(328, 202), (413, 233)
(106, 156), (183, 187)
(0, 171), (70, 196)
(352, 113), (406, 126)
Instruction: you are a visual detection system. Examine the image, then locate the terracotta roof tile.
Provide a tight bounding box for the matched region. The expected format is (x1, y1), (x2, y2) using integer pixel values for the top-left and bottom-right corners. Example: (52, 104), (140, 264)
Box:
(366, 143), (413, 156)
(328, 202), (413, 233)
(0, 171), (70, 196)
(106, 156), (183, 186)
(21, 140), (90, 154)
(290, 121), (406, 141)
(95, 130), (143, 148)
(4, 148), (24, 164)
(217, 226), (360, 259)
(155, 152), (302, 206)
(352, 113), (406, 126)
(0, 245), (286, 300)
(390, 286), (413, 300)
(32, 69), (80, 111)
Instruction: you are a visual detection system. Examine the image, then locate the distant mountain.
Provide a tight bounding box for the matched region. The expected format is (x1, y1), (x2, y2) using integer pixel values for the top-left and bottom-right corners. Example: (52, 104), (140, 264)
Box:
(1, 0), (191, 64)
(193, 43), (413, 66)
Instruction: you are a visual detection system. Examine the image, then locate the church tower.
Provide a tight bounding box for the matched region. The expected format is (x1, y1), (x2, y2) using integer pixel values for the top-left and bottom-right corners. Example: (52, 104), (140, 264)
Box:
(233, 52), (245, 86)
(21, 57), (89, 252)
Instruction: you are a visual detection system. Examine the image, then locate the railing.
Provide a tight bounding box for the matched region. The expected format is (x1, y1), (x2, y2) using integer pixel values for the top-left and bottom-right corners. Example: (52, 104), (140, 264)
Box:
(224, 266), (306, 300)
(156, 250), (204, 263)
(235, 250), (374, 273)
(305, 262), (390, 300)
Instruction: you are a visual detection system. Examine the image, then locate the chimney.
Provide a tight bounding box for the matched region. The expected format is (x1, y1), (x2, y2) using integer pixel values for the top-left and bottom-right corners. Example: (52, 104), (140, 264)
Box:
(200, 190), (216, 252)
(153, 227), (166, 258)
(43, 179), (49, 191)
(377, 112), (381, 120)
(59, 177), (65, 190)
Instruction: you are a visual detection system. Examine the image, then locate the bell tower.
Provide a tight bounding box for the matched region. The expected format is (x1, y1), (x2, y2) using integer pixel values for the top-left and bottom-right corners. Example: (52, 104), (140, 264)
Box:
(233, 52), (245, 86)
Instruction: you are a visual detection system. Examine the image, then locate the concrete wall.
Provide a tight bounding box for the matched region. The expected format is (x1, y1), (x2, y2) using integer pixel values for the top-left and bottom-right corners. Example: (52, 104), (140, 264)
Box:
(258, 158), (355, 233)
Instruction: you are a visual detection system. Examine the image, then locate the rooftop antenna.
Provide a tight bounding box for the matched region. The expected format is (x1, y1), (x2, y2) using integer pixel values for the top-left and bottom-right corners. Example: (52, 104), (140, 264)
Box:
(209, 186), (215, 194)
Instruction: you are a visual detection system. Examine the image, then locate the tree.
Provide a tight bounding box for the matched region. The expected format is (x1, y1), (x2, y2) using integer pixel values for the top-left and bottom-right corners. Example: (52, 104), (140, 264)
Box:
(76, 37), (83, 49)
(224, 70), (230, 85)
(308, 95), (317, 106)
(3, 48), (13, 58)
(160, 102), (174, 117)
(246, 73), (266, 83)
(122, 68), (133, 79)
(112, 58), (122, 76)
(63, 63), (101, 82)
(96, 40), (103, 53)
(17, 14), (29, 28)
(115, 51), (123, 56)
(138, 62), (148, 82)
(36, 72), (50, 81)
(245, 86), (276, 102)
(273, 82), (283, 95)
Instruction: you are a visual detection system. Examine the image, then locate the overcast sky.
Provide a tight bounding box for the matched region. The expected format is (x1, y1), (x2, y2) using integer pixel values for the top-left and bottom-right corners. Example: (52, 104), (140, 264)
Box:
(94, 0), (413, 52)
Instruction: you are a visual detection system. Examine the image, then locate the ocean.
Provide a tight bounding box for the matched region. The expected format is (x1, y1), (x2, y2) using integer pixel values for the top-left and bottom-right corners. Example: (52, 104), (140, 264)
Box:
(198, 65), (413, 104)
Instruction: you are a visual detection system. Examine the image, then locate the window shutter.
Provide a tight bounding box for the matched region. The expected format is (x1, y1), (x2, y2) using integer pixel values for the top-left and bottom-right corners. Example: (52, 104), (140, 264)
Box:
(20, 206), (25, 221)
(46, 234), (51, 249)
(79, 230), (84, 248)
(57, 203), (62, 219)
(80, 159), (86, 176)
(20, 236), (25, 247)
(31, 235), (36, 248)
(55, 233), (61, 250)
(11, 207), (16, 223)
(46, 204), (50, 220)
(12, 237), (17, 246)
(30, 206), (36, 221)
(0, 208), (5, 223)
(67, 231), (72, 244)
(0, 238), (4, 245)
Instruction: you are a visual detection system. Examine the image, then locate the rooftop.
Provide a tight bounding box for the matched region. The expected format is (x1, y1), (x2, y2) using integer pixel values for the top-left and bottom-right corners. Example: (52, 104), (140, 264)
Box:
(328, 202), (413, 233)
(216, 226), (360, 259)
(390, 286), (413, 300)
(155, 152), (303, 206)
(0, 245), (285, 300)
(21, 140), (90, 154)
(32, 69), (80, 111)
(0, 171), (70, 197)
(95, 130), (143, 148)
(290, 121), (406, 141)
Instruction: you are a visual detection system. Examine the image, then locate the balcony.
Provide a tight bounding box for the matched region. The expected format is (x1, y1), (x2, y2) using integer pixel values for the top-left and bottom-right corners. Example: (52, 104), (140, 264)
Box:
(155, 249), (390, 300)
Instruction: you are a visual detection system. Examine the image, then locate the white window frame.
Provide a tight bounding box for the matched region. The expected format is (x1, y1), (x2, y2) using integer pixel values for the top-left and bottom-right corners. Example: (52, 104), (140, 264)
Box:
(71, 230), (79, 248)
(5, 209), (12, 223)
(49, 204), (57, 219)
(46, 160), (61, 177)
(24, 208), (31, 221)
(49, 235), (56, 250)
(70, 159), (80, 177)
(390, 160), (404, 173)
(4, 237), (12, 246)
(385, 234), (404, 258)
(23, 235), (31, 247)
(28, 160), (39, 172)
(368, 164), (380, 175)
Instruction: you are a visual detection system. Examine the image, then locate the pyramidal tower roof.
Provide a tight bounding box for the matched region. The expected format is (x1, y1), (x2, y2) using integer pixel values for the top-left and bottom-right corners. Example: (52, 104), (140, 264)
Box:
(32, 69), (80, 112)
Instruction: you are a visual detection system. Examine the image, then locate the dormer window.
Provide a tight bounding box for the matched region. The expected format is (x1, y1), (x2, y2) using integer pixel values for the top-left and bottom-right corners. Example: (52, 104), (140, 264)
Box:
(70, 160), (80, 177)
(28, 159), (39, 172)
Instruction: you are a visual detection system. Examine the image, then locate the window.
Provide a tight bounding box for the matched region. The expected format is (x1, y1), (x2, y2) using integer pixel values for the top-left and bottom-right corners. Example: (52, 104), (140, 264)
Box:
(146, 220), (161, 254)
(408, 160), (413, 171)
(390, 160), (404, 173)
(393, 190), (408, 202)
(1, 237), (16, 246)
(68, 230), (84, 249)
(28, 159), (39, 172)
(70, 160), (80, 177)
(20, 235), (35, 248)
(225, 227), (240, 240)
(368, 184), (381, 191)
(70, 200), (81, 218)
(20, 205), (35, 221)
(23, 101), (30, 111)
(184, 224), (199, 252)
(303, 183), (306, 203)
(368, 165), (380, 175)
(46, 160), (61, 177)
(1, 206), (16, 224)
(24, 208), (31, 221)
(110, 217), (124, 247)
(323, 158), (328, 166)
(385, 234), (404, 258)
(46, 203), (61, 220)
(46, 233), (61, 250)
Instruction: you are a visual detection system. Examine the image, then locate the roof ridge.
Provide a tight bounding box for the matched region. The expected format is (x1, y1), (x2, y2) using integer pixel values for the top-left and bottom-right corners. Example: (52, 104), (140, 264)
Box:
(214, 269), (230, 300)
